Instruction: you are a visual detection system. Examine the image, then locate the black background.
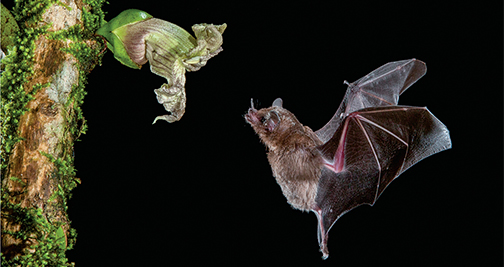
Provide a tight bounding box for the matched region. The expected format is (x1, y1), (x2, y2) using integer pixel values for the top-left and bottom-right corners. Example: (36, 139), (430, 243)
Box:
(5, 1), (503, 266)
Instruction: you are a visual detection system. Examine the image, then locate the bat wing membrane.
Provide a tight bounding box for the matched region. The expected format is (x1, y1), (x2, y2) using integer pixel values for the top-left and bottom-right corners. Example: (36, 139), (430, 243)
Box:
(316, 59), (427, 143)
(313, 105), (451, 258)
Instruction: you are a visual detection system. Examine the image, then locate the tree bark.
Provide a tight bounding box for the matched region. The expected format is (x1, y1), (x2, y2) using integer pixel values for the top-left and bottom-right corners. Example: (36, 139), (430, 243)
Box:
(1, 0), (104, 265)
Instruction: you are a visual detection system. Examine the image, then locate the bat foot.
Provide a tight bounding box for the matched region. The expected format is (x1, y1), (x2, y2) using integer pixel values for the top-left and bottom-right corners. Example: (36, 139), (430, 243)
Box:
(313, 206), (330, 259)
(320, 244), (329, 260)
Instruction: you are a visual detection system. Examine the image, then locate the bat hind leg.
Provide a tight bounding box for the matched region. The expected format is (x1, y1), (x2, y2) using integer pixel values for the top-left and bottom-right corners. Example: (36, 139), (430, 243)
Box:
(313, 205), (329, 259)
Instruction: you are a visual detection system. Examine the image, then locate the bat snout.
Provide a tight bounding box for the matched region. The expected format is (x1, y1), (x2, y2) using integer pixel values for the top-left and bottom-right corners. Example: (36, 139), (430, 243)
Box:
(245, 108), (259, 124)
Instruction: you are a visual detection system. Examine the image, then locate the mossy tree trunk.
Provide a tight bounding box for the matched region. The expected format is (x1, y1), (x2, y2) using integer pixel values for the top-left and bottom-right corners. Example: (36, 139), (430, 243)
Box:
(1, 0), (105, 265)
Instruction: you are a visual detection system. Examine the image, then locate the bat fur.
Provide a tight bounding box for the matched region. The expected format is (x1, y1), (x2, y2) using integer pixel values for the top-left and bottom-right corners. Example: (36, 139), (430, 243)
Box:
(245, 100), (323, 211)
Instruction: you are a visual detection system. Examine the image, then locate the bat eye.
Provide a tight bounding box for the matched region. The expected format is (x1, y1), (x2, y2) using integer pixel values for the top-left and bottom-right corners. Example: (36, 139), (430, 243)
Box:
(260, 117), (267, 124)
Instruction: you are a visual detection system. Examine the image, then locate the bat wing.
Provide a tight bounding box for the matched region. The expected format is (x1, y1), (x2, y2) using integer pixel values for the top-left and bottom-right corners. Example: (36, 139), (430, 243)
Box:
(316, 59), (427, 143)
(313, 106), (451, 259)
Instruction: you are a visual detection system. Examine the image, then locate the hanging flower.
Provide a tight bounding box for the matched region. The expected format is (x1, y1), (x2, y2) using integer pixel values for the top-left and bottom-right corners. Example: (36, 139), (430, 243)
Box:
(97, 9), (226, 123)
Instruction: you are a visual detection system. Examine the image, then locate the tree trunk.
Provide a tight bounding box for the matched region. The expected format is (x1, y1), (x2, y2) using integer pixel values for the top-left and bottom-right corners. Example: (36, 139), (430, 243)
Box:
(1, 0), (105, 265)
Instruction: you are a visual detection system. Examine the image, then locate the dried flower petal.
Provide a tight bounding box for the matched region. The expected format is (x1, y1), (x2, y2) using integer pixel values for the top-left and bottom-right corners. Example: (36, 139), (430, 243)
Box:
(97, 9), (226, 123)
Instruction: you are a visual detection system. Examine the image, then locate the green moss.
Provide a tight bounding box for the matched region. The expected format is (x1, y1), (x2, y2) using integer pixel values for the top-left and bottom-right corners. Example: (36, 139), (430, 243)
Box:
(56, 0), (72, 11)
(1, 0), (106, 265)
(1, 0), (106, 167)
(12, 0), (51, 26)
(82, 0), (107, 34)
(1, 21), (47, 171)
(1, 196), (75, 266)
(40, 151), (80, 203)
(9, 176), (27, 187)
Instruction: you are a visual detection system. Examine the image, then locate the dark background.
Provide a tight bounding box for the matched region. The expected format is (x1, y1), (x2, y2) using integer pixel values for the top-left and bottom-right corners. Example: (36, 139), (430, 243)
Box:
(7, 1), (504, 266)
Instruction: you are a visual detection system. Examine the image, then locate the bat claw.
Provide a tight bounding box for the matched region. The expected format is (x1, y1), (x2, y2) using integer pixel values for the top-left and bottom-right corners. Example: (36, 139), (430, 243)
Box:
(320, 243), (329, 260)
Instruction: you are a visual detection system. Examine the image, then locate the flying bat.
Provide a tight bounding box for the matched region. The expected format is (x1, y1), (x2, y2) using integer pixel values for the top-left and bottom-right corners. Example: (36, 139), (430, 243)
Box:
(245, 59), (451, 259)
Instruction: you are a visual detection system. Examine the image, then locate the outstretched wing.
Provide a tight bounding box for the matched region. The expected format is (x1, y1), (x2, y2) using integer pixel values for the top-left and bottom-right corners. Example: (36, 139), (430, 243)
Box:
(316, 59), (427, 143)
(313, 106), (451, 259)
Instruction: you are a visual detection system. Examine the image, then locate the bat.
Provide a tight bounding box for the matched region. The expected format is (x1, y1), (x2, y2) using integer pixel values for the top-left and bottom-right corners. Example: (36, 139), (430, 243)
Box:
(244, 59), (451, 259)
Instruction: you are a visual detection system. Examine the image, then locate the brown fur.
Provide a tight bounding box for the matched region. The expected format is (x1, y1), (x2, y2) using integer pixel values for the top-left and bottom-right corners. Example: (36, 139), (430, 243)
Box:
(246, 104), (323, 211)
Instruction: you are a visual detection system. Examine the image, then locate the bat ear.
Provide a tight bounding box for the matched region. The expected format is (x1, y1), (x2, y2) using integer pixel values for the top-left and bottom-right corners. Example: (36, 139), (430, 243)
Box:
(267, 111), (281, 131)
(272, 98), (283, 107)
